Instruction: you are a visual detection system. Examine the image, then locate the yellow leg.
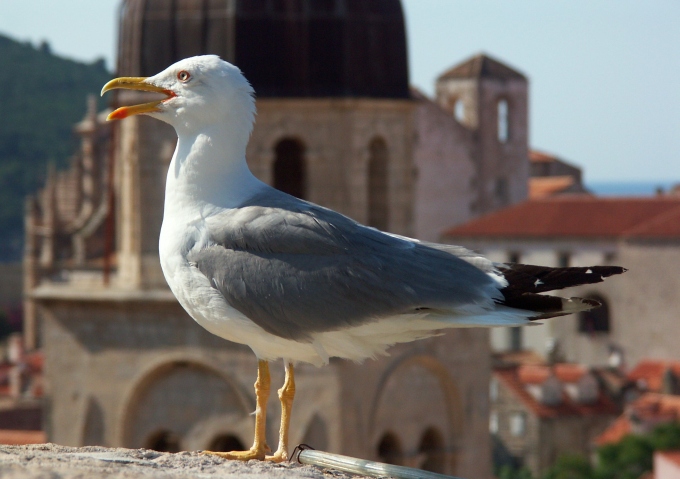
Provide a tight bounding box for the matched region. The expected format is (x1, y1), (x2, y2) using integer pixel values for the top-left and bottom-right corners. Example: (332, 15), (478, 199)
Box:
(266, 362), (295, 462)
(204, 360), (271, 460)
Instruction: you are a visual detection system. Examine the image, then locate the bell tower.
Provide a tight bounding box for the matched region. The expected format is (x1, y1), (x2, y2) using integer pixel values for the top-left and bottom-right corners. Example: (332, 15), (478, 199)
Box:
(435, 53), (529, 216)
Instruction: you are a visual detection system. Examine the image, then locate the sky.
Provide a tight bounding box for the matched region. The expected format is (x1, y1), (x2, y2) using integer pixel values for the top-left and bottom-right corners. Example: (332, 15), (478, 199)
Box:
(1, 0), (678, 183)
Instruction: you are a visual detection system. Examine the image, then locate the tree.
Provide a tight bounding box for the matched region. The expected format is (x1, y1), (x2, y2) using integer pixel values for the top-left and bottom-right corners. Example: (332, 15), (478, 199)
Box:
(497, 465), (535, 479)
(0, 33), (111, 261)
(595, 435), (653, 479)
(541, 422), (680, 479)
(596, 422), (680, 479)
(542, 454), (592, 479)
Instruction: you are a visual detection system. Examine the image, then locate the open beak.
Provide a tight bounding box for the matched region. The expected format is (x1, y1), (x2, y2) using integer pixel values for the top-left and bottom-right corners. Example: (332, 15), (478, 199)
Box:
(101, 77), (176, 121)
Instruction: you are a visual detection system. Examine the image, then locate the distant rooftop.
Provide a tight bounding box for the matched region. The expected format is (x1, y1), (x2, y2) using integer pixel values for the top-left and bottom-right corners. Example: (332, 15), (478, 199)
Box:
(529, 176), (581, 199)
(627, 360), (680, 393)
(530, 150), (559, 163)
(529, 150), (581, 168)
(437, 53), (527, 81)
(494, 364), (619, 418)
(444, 197), (680, 240)
(595, 393), (680, 446)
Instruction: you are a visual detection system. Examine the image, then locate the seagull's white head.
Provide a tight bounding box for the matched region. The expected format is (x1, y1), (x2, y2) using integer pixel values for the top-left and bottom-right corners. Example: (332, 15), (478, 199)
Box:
(101, 55), (255, 136)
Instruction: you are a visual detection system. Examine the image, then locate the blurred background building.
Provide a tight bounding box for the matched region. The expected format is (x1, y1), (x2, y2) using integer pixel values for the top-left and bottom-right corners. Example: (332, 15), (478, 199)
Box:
(5, 1), (680, 478)
(20, 1), (537, 476)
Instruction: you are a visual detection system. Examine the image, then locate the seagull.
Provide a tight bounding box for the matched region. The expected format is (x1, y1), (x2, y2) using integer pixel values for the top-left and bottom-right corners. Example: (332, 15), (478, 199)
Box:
(102, 55), (625, 462)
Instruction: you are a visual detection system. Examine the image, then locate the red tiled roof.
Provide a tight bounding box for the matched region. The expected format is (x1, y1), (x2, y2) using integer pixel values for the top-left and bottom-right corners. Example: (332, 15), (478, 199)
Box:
(633, 394), (680, 422)
(595, 415), (632, 446)
(595, 394), (680, 446)
(438, 53), (526, 81)
(517, 365), (551, 384)
(0, 429), (45, 445)
(554, 364), (588, 383)
(623, 207), (680, 239)
(494, 365), (620, 418)
(529, 176), (577, 199)
(444, 197), (680, 239)
(628, 360), (680, 392)
(530, 151), (559, 163)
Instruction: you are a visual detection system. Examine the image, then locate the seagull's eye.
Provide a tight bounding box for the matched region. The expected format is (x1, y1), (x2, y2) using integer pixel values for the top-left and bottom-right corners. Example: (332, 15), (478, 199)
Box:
(177, 70), (191, 83)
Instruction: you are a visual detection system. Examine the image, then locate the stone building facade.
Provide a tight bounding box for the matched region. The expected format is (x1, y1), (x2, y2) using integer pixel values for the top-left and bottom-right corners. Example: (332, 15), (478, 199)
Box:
(25, 1), (534, 477)
(491, 363), (619, 477)
(444, 196), (680, 368)
(435, 55), (529, 217)
(528, 150), (589, 199)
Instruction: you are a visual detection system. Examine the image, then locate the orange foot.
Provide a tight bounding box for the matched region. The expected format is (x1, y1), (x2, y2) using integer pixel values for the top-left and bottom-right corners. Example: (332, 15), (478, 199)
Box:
(265, 449), (288, 463)
(203, 446), (269, 461)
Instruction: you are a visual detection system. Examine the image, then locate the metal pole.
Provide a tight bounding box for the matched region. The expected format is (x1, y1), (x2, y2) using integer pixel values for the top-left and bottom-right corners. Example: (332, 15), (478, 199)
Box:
(296, 448), (466, 479)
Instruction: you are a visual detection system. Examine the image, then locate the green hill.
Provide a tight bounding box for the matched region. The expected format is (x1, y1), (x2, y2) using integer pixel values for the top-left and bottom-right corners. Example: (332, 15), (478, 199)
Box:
(0, 33), (112, 261)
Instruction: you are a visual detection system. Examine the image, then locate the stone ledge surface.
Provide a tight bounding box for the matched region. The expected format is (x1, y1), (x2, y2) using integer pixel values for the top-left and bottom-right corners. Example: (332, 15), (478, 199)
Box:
(0, 444), (366, 479)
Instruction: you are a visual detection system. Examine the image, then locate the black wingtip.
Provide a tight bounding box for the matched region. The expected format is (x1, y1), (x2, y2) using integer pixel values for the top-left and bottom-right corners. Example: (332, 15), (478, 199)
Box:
(604, 266), (627, 276)
(500, 263), (627, 296)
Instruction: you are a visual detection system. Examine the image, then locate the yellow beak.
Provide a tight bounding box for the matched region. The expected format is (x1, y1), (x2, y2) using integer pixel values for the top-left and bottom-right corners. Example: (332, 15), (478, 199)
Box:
(101, 77), (176, 121)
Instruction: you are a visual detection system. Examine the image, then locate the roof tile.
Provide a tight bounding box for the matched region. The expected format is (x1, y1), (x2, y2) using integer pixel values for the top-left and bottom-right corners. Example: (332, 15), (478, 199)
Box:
(0, 429), (45, 445)
(628, 360), (680, 392)
(444, 197), (680, 239)
(438, 53), (526, 81)
(595, 393), (680, 446)
(529, 176), (579, 199)
(494, 365), (619, 418)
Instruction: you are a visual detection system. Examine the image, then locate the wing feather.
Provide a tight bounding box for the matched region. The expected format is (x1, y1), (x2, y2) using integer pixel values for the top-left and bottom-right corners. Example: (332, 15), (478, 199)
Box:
(187, 191), (499, 341)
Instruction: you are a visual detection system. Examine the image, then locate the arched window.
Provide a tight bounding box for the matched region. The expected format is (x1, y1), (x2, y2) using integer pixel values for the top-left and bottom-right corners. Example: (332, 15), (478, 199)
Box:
(367, 138), (389, 231)
(497, 99), (509, 143)
(145, 430), (181, 452)
(377, 432), (403, 466)
(418, 427), (446, 473)
(208, 434), (245, 452)
(578, 294), (611, 333)
(83, 397), (105, 446)
(454, 99), (465, 123)
(273, 138), (306, 199)
(301, 414), (329, 451)
(510, 412), (526, 436)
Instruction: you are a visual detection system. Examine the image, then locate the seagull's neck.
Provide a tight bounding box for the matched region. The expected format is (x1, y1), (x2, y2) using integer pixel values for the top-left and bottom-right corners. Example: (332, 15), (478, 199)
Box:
(164, 123), (265, 216)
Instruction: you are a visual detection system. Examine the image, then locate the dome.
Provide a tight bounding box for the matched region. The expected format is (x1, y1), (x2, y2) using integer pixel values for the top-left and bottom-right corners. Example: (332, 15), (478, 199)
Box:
(117, 0), (409, 98)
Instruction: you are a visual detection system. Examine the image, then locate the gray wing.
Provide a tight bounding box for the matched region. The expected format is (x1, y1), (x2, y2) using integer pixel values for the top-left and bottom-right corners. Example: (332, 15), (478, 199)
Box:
(188, 190), (499, 341)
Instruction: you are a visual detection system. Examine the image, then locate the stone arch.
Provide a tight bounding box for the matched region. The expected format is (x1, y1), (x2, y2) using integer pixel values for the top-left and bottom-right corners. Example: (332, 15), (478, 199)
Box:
(120, 359), (252, 450)
(145, 429), (181, 452)
(453, 98), (466, 123)
(273, 137), (307, 199)
(367, 137), (389, 231)
(208, 434), (245, 452)
(370, 354), (462, 474)
(377, 431), (403, 465)
(418, 426), (446, 473)
(497, 97), (510, 143)
(82, 396), (106, 446)
(301, 413), (329, 451)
